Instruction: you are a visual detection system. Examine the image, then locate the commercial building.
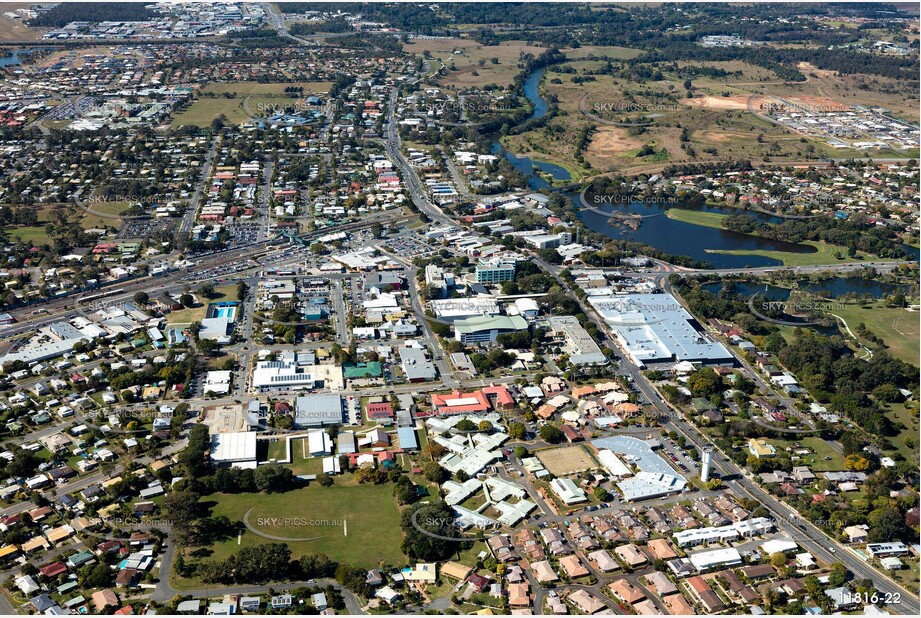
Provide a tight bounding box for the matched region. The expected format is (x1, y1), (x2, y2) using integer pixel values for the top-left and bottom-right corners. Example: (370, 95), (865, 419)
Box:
(429, 297), (498, 322)
(474, 259), (516, 284)
(251, 356), (316, 392)
(251, 352), (343, 392)
(294, 395), (344, 428)
(210, 431), (257, 469)
(398, 347), (437, 382)
(592, 436), (687, 501)
(587, 293), (733, 368)
(548, 316), (607, 366)
(549, 478), (587, 504)
(454, 314), (528, 344)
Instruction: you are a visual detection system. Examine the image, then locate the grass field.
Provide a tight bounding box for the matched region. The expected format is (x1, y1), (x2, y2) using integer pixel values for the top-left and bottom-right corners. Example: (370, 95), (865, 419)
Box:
(665, 208), (888, 266)
(704, 242), (881, 267)
(562, 45), (643, 60)
(831, 301), (919, 367)
(202, 482), (405, 570)
(172, 81), (331, 127)
(884, 400), (920, 464)
(403, 38), (546, 89)
(770, 437), (846, 472)
(80, 200), (131, 229)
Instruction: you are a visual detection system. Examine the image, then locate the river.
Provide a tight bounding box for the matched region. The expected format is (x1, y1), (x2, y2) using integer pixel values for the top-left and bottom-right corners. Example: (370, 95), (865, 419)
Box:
(494, 67), (917, 269)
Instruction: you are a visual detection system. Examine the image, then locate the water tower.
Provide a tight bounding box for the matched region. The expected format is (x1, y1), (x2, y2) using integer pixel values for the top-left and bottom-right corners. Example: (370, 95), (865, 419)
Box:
(700, 447), (713, 483)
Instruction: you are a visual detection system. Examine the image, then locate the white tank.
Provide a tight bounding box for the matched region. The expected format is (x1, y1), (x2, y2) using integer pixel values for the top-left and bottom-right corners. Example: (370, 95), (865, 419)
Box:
(700, 447), (713, 483)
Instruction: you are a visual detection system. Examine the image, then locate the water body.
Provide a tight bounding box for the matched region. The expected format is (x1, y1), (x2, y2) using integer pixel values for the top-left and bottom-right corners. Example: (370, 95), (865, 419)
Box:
(702, 278), (906, 300)
(492, 66), (573, 191)
(578, 202), (814, 268)
(497, 68), (913, 269)
(0, 47), (50, 67)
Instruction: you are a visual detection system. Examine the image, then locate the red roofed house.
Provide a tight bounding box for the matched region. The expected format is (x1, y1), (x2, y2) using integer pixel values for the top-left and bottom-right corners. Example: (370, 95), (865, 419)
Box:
(366, 403), (394, 420)
(431, 390), (490, 415)
(40, 562), (68, 578)
(560, 425), (582, 443)
(483, 385), (515, 410)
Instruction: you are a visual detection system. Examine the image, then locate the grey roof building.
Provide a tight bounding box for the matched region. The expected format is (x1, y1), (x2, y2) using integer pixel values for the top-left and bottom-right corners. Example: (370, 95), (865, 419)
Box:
(294, 394), (344, 427)
(398, 347), (437, 382)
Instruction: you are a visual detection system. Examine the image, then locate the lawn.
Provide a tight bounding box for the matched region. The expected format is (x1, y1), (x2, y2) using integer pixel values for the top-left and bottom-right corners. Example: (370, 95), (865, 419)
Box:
(202, 482), (405, 570)
(166, 285), (239, 325)
(771, 437), (846, 472)
(80, 200), (131, 229)
(4, 226), (49, 243)
(883, 401), (920, 464)
(666, 208), (890, 266)
(831, 301), (919, 367)
(172, 81), (332, 127)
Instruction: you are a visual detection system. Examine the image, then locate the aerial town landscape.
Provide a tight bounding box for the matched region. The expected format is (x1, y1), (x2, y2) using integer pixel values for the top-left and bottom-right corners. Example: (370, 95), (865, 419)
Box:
(0, 1), (918, 615)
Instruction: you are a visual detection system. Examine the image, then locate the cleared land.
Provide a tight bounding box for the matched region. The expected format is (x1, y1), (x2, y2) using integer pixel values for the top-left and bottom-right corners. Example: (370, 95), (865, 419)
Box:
(536, 444), (598, 476)
(502, 54), (916, 175)
(202, 482), (404, 570)
(769, 437), (846, 473)
(0, 4), (46, 41)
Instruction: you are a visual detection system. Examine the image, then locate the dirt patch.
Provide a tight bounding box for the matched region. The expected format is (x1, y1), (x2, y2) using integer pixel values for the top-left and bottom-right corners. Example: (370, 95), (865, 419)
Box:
(681, 95), (752, 111)
(585, 125), (643, 161)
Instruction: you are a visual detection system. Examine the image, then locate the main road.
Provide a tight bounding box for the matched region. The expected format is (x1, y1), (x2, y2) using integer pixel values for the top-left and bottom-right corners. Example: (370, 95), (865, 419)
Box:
(531, 252), (918, 615)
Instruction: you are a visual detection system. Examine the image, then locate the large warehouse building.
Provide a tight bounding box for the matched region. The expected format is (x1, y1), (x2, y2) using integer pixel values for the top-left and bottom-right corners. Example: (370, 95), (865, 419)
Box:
(587, 292), (733, 368)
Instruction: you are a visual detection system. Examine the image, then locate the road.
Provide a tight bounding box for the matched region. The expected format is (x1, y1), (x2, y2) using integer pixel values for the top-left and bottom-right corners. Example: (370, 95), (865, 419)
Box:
(527, 250), (919, 614)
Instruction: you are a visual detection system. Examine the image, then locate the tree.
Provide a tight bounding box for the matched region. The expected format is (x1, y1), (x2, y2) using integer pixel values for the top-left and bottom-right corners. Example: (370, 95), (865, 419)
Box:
(770, 552), (787, 568)
(539, 425), (564, 444)
(254, 464), (294, 493)
(844, 454), (871, 472)
(198, 282), (215, 299)
(477, 420), (493, 432)
(133, 291), (149, 305)
(872, 384), (902, 403)
(594, 487), (612, 501)
(317, 474), (334, 487)
(300, 553), (337, 579)
(687, 367), (723, 398)
(508, 422), (526, 440)
(79, 562), (114, 588)
(828, 562), (848, 587)
(400, 502), (467, 562)
(163, 490), (203, 547)
(422, 462), (448, 484)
